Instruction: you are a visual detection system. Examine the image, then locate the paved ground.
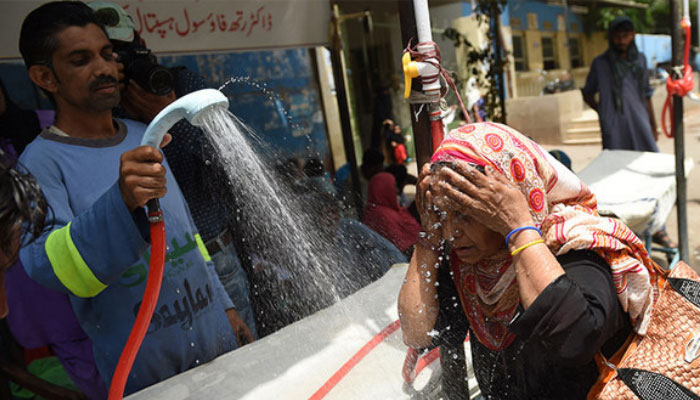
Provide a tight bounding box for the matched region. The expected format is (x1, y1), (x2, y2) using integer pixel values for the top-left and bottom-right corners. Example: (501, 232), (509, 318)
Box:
(550, 109), (700, 270)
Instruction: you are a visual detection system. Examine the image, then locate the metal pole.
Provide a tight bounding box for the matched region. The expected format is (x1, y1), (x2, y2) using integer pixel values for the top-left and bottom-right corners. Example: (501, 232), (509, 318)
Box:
(671, 0), (690, 262)
(330, 3), (363, 218)
(562, 0), (571, 69)
(399, 2), (469, 398)
(398, 0), (433, 169)
(493, 3), (506, 122)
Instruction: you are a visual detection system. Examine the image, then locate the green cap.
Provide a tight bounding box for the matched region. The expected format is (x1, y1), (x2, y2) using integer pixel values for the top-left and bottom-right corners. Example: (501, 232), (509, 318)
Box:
(87, 1), (135, 42)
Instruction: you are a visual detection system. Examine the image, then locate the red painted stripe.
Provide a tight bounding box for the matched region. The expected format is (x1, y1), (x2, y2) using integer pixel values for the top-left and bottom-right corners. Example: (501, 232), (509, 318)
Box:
(308, 319), (402, 400)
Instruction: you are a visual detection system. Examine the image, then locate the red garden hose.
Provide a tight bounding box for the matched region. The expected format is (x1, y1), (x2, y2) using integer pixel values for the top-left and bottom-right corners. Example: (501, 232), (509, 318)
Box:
(429, 109), (445, 152)
(662, 18), (694, 138)
(401, 346), (440, 385)
(108, 204), (166, 400)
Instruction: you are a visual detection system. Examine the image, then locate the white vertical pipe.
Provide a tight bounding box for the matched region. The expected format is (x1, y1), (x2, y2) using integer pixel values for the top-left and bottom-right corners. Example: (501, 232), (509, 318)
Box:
(413, 0), (433, 43)
(413, 0), (441, 98)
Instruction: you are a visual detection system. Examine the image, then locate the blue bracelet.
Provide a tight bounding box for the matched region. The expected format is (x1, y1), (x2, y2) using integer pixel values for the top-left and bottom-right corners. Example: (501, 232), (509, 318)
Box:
(505, 226), (542, 247)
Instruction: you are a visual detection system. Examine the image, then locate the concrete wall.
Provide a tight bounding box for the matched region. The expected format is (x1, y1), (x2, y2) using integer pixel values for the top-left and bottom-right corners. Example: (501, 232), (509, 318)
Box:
(506, 89), (583, 144)
(509, 0), (584, 34)
(506, 0), (612, 99)
(452, 15), (491, 88)
(583, 32), (608, 67)
(514, 27), (602, 74)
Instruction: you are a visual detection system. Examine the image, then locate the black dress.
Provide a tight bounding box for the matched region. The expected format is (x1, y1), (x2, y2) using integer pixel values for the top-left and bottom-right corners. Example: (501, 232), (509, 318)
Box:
(434, 250), (632, 400)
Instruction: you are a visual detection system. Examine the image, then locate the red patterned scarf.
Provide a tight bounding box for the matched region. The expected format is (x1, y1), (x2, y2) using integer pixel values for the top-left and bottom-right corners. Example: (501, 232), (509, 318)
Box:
(431, 123), (658, 351)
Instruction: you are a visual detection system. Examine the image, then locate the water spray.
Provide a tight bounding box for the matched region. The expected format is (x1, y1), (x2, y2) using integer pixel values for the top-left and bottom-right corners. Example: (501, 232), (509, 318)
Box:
(108, 89), (229, 400)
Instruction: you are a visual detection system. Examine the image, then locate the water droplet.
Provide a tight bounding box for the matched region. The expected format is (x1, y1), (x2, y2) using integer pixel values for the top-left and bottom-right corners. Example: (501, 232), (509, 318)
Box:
(190, 342), (195, 347)
(176, 288), (181, 294)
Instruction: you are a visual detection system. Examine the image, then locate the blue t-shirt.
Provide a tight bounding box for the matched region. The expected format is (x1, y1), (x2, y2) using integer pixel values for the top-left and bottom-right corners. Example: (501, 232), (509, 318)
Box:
(19, 119), (236, 395)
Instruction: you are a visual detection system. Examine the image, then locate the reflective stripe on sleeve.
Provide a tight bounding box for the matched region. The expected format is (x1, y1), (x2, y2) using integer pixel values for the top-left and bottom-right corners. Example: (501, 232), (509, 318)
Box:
(194, 233), (212, 262)
(45, 223), (107, 297)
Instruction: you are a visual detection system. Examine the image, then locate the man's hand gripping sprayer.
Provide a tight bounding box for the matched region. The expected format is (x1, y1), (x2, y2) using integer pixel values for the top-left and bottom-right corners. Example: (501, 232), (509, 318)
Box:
(108, 89), (229, 400)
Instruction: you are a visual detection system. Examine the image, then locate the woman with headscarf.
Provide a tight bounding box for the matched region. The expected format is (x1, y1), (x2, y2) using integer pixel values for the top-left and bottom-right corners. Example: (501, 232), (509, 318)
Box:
(398, 123), (659, 399)
(363, 172), (422, 254)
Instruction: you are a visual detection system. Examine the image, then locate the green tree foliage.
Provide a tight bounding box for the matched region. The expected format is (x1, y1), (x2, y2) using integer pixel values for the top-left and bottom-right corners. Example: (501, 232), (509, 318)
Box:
(584, 0), (697, 45)
(441, 0), (509, 122)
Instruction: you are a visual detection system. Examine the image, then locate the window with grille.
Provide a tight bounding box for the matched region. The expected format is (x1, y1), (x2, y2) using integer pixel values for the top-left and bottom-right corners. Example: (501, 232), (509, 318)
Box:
(569, 37), (582, 68)
(512, 34), (528, 71)
(541, 37), (557, 70)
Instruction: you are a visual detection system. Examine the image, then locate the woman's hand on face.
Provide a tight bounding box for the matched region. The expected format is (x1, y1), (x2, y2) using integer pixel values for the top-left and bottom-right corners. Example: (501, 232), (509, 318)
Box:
(416, 164), (443, 247)
(434, 162), (533, 235)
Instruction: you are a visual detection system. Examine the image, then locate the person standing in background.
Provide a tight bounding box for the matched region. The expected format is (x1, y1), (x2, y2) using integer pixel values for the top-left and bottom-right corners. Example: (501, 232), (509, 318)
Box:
(582, 16), (658, 152)
(582, 16), (675, 249)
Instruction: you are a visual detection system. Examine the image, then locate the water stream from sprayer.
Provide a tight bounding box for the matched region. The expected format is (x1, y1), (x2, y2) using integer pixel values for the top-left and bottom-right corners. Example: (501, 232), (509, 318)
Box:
(218, 76), (316, 158)
(197, 108), (362, 333)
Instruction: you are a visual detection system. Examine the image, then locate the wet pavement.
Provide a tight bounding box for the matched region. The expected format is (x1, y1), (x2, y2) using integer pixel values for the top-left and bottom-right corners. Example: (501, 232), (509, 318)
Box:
(547, 108), (700, 271)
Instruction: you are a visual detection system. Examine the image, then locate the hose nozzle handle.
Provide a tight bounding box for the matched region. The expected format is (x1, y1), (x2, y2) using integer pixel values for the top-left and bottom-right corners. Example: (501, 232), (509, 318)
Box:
(146, 199), (163, 223)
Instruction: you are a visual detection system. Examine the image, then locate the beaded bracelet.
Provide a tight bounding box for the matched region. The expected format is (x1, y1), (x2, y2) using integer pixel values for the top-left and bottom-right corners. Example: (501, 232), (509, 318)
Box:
(510, 239), (545, 256)
(505, 226), (542, 247)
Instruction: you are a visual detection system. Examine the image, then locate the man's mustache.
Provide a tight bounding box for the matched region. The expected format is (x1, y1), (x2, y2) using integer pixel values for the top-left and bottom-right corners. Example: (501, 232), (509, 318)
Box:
(89, 75), (118, 91)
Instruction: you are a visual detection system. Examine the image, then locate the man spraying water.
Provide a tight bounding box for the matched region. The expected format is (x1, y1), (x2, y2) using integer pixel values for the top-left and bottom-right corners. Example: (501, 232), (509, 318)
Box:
(16, 1), (247, 395)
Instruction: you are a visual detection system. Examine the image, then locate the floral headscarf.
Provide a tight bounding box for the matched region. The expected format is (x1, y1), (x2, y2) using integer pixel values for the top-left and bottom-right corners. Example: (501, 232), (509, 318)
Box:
(431, 122), (657, 351)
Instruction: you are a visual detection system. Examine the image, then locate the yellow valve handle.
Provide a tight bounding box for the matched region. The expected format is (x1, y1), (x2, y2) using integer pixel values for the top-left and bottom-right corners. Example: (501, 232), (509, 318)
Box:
(402, 52), (419, 98)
